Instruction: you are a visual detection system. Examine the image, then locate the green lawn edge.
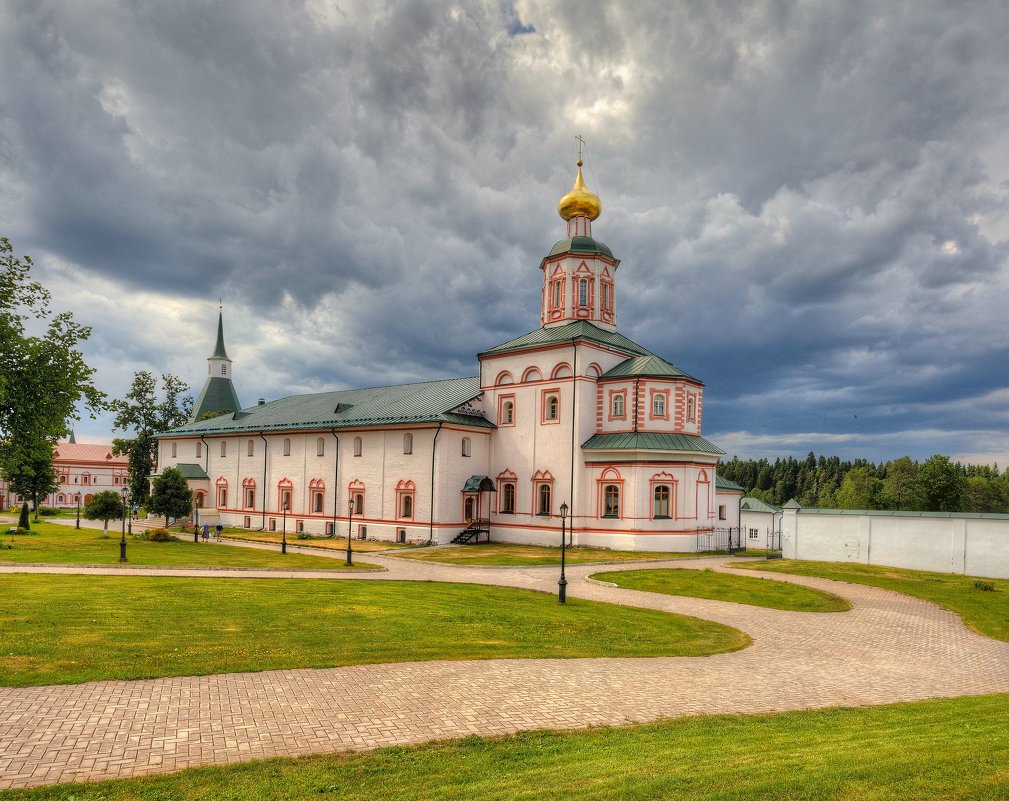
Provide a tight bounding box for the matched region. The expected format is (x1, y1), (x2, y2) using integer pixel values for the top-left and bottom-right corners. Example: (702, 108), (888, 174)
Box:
(732, 559), (1009, 641)
(0, 521), (371, 570)
(390, 542), (720, 566)
(0, 575), (749, 687)
(3, 693), (1007, 800)
(595, 567), (851, 612)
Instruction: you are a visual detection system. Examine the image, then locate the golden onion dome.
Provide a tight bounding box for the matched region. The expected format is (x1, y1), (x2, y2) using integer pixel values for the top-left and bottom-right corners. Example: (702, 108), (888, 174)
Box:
(557, 160), (602, 221)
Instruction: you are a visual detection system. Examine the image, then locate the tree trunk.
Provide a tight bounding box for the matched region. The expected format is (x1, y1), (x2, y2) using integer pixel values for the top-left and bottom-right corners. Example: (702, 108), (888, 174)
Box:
(32, 492), (40, 522)
(103, 519), (109, 538)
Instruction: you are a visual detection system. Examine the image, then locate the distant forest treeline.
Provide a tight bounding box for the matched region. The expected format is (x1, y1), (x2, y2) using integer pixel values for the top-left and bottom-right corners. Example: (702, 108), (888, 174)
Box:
(718, 453), (1009, 514)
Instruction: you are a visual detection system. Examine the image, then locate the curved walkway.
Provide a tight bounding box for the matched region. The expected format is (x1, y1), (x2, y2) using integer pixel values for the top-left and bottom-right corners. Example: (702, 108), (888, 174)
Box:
(2, 553), (1008, 790)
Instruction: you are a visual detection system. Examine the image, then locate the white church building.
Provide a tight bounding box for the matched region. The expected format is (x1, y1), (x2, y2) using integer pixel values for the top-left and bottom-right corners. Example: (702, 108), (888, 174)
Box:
(155, 160), (743, 549)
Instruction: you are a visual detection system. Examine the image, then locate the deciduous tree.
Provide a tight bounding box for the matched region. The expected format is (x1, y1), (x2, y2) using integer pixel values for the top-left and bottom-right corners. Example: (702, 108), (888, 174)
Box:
(0, 238), (104, 508)
(111, 372), (193, 504)
(84, 490), (126, 538)
(148, 466), (192, 526)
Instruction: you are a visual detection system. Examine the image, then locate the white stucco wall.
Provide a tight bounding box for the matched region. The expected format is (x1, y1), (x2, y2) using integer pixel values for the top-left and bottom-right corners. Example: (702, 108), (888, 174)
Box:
(781, 507), (1009, 579)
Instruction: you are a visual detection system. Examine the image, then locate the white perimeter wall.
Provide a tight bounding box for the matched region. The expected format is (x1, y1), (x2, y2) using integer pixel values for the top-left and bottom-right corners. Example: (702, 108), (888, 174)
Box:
(781, 507), (1009, 579)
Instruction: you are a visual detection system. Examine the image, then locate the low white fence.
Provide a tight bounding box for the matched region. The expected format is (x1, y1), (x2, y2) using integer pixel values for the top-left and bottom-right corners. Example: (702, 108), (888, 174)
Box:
(781, 504), (1009, 579)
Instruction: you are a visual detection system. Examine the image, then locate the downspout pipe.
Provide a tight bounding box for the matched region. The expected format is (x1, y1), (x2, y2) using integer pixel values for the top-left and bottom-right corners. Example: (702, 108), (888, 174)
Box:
(428, 422), (444, 545)
(258, 432), (268, 531)
(568, 338), (578, 546)
(330, 429), (340, 537)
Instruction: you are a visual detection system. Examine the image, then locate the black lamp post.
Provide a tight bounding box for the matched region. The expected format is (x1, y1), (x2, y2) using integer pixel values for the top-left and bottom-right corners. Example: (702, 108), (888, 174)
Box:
(281, 499), (288, 555)
(558, 501), (569, 604)
(346, 498), (354, 566)
(119, 487), (128, 563)
(75, 495), (80, 530)
(194, 503), (200, 543)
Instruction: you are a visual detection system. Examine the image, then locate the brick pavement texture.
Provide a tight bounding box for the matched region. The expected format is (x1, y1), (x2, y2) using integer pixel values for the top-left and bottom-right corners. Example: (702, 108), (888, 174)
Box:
(2, 554), (1008, 789)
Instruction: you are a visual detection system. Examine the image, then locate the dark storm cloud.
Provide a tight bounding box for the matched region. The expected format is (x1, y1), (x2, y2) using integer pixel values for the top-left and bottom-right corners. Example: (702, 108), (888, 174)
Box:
(2, 0), (1009, 463)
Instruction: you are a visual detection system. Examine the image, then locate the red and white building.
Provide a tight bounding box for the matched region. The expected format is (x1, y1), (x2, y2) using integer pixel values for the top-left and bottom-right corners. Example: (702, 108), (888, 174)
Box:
(154, 159), (742, 549)
(1, 439), (130, 510)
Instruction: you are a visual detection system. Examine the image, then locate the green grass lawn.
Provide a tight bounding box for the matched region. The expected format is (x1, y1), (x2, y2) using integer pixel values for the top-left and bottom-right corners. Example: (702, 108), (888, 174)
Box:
(4, 693), (1007, 800)
(393, 542), (713, 566)
(0, 521), (372, 570)
(596, 567), (851, 612)
(0, 575), (748, 687)
(732, 559), (1009, 642)
(221, 529), (414, 552)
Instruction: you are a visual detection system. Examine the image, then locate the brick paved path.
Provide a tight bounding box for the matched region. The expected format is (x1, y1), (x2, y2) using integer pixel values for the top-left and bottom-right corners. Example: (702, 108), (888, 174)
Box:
(2, 553), (1008, 790)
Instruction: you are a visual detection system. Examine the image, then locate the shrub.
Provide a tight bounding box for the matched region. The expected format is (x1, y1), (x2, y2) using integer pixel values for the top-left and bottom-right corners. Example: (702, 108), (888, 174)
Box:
(974, 580), (995, 592)
(148, 528), (176, 543)
(296, 533), (315, 540)
(38, 506), (59, 516)
(18, 502), (30, 531)
(132, 531), (149, 541)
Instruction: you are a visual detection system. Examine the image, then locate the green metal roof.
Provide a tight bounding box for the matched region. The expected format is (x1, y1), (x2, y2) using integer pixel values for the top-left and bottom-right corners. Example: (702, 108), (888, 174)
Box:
(462, 475), (496, 492)
(191, 376), (242, 423)
(211, 311), (230, 360)
(717, 475), (746, 493)
(601, 353), (701, 384)
(481, 321), (654, 358)
(581, 432), (725, 455)
(161, 376), (493, 437)
(174, 463), (210, 481)
(740, 496), (780, 514)
(544, 236), (616, 261)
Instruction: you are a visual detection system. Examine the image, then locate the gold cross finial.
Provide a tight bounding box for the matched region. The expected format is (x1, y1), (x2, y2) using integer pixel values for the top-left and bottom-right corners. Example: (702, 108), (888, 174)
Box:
(575, 134), (586, 163)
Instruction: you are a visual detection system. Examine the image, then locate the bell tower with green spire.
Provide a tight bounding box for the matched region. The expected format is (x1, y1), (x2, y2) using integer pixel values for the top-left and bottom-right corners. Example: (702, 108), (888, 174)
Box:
(191, 305), (242, 422)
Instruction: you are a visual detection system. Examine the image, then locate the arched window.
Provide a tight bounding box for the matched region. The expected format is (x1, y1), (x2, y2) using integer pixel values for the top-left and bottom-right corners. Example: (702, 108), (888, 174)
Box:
(602, 282), (611, 310)
(687, 395), (696, 422)
(653, 485), (671, 518)
(545, 395), (559, 421)
(537, 483), (552, 516)
(612, 394), (624, 418)
(313, 492), (324, 513)
(461, 437), (471, 457)
(218, 487), (228, 508)
(404, 433), (413, 454)
(353, 436), (362, 457)
(354, 493), (364, 515)
(552, 279), (562, 308)
(578, 278), (588, 306)
(196, 441), (202, 458)
(282, 438), (291, 456)
(247, 439), (254, 457)
(603, 484), (620, 518)
(220, 441), (227, 458)
(501, 400), (514, 425)
(401, 494), (413, 518)
(171, 442), (177, 458)
(316, 437), (325, 456)
(653, 394), (665, 417)
(501, 482), (515, 514)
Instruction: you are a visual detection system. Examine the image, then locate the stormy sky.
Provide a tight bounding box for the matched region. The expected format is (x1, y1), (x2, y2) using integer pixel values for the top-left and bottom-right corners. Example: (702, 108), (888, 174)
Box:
(3, 0), (1009, 465)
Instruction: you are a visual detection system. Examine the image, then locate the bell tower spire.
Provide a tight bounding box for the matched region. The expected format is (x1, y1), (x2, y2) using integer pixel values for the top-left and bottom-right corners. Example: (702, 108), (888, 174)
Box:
(191, 304), (242, 422)
(540, 141), (620, 331)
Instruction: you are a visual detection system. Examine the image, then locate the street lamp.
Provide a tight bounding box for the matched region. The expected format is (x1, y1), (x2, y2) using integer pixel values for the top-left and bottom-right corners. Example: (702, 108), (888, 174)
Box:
(75, 495), (80, 530)
(558, 501), (569, 604)
(194, 503), (200, 543)
(346, 498), (354, 566)
(120, 487), (129, 563)
(281, 499), (288, 555)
